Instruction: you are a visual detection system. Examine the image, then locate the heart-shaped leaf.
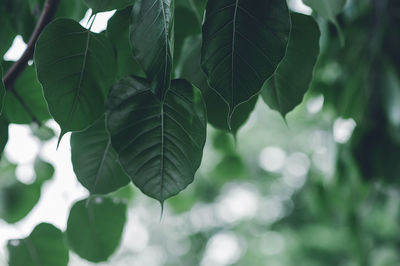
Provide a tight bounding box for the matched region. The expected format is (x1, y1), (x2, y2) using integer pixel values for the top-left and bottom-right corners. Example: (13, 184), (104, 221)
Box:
(34, 18), (116, 140)
(66, 197), (127, 262)
(107, 77), (207, 202)
(8, 223), (69, 266)
(129, 0), (174, 99)
(178, 35), (257, 134)
(262, 13), (321, 117)
(71, 116), (130, 194)
(201, 0), (290, 123)
(83, 0), (132, 13)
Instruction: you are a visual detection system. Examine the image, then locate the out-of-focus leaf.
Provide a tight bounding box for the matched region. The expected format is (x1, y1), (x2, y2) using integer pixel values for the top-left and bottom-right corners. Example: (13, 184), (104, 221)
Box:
(201, 0), (290, 123)
(3, 65), (51, 124)
(83, 0), (132, 13)
(107, 7), (144, 80)
(0, 116), (8, 156)
(175, 0), (206, 24)
(66, 197), (127, 262)
(4, 0), (37, 42)
(34, 18), (116, 138)
(107, 77), (207, 202)
(262, 13), (320, 117)
(56, 0), (87, 20)
(34, 157), (54, 184)
(30, 124), (55, 141)
(0, 65), (5, 114)
(129, 0), (173, 99)
(178, 36), (257, 134)
(70, 116), (130, 194)
(8, 223), (69, 266)
(381, 63), (400, 128)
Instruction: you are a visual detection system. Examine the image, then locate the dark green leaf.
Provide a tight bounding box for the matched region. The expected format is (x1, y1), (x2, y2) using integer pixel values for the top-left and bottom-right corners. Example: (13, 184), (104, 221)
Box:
(34, 18), (116, 138)
(3, 65), (51, 124)
(8, 223), (69, 266)
(0, 65), (5, 113)
(201, 0), (290, 122)
(4, 0), (37, 42)
(56, 0), (88, 21)
(34, 157), (54, 184)
(175, 0), (206, 25)
(130, 0), (174, 99)
(107, 77), (207, 202)
(107, 7), (144, 80)
(66, 197), (127, 262)
(71, 116), (130, 194)
(83, 0), (132, 13)
(0, 6), (15, 57)
(262, 13), (320, 117)
(0, 116), (8, 156)
(178, 35), (257, 134)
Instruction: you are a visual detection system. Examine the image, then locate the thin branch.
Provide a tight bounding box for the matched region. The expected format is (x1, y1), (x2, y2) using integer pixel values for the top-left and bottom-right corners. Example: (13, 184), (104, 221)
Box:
(2, 0), (60, 124)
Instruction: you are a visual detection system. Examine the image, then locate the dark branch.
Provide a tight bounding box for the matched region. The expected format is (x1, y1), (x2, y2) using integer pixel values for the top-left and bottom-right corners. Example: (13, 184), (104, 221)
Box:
(2, 0), (60, 125)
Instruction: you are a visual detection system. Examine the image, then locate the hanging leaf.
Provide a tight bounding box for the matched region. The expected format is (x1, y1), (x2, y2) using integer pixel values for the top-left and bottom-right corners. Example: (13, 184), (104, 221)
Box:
(129, 0), (174, 99)
(8, 223), (69, 266)
(178, 35), (257, 134)
(107, 7), (144, 80)
(34, 18), (116, 139)
(83, 0), (132, 13)
(70, 116), (130, 194)
(66, 197), (127, 262)
(201, 0), (290, 123)
(107, 77), (207, 202)
(302, 0), (346, 44)
(3, 65), (51, 124)
(262, 13), (321, 117)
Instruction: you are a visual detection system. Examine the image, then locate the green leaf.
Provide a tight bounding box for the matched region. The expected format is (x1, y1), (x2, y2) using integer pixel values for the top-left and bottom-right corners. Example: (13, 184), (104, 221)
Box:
(34, 157), (55, 184)
(0, 116), (8, 156)
(262, 13), (321, 117)
(83, 0), (132, 13)
(178, 35), (257, 134)
(201, 0), (290, 122)
(107, 77), (207, 202)
(34, 18), (116, 139)
(56, 0), (87, 21)
(302, 0), (346, 44)
(130, 0), (174, 99)
(66, 197), (127, 262)
(107, 7), (144, 80)
(71, 116), (130, 194)
(30, 124), (55, 141)
(8, 223), (69, 266)
(0, 65), (5, 114)
(3, 65), (51, 124)
(4, 0), (37, 42)
(176, 0), (206, 25)
(0, 6), (15, 58)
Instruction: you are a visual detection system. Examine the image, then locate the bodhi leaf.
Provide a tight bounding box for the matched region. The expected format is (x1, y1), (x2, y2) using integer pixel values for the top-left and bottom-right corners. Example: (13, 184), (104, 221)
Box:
(262, 13), (321, 117)
(3, 64), (51, 124)
(107, 77), (207, 202)
(130, 0), (174, 99)
(7, 223), (69, 266)
(178, 36), (257, 134)
(107, 7), (144, 80)
(70, 116), (130, 194)
(66, 197), (127, 262)
(83, 0), (132, 13)
(201, 0), (290, 123)
(34, 18), (116, 141)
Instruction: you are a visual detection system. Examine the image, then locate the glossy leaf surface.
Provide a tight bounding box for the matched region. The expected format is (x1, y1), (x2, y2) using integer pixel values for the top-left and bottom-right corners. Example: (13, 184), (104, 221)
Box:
(70, 116), (130, 194)
(66, 197), (127, 262)
(8, 223), (69, 266)
(34, 18), (116, 137)
(201, 0), (290, 121)
(130, 0), (173, 99)
(107, 77), (207, 202)
(262, 13), (320, 117)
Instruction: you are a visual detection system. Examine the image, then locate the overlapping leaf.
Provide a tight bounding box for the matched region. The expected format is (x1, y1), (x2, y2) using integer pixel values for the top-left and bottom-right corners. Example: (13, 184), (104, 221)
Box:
(66, 197), (127, 262)
(130, 0), (174, 99)
(83, 0), (132, 13)
(70, 116), (130, 194)
(107, 77), (207, 202)
(201, 0), (290, 122)
(8, 223), (69, 266)
(34, 18), (116, 139)
(262, 13), (320, 117)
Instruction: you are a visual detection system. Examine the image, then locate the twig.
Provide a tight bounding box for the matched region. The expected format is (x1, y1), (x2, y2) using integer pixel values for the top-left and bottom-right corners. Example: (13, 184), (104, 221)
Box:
(2, 0), (60, 124)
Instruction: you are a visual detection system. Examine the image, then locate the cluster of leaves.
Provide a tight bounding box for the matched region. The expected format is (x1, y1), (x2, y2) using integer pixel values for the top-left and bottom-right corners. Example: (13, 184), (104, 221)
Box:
(2, 0), (399, 264)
